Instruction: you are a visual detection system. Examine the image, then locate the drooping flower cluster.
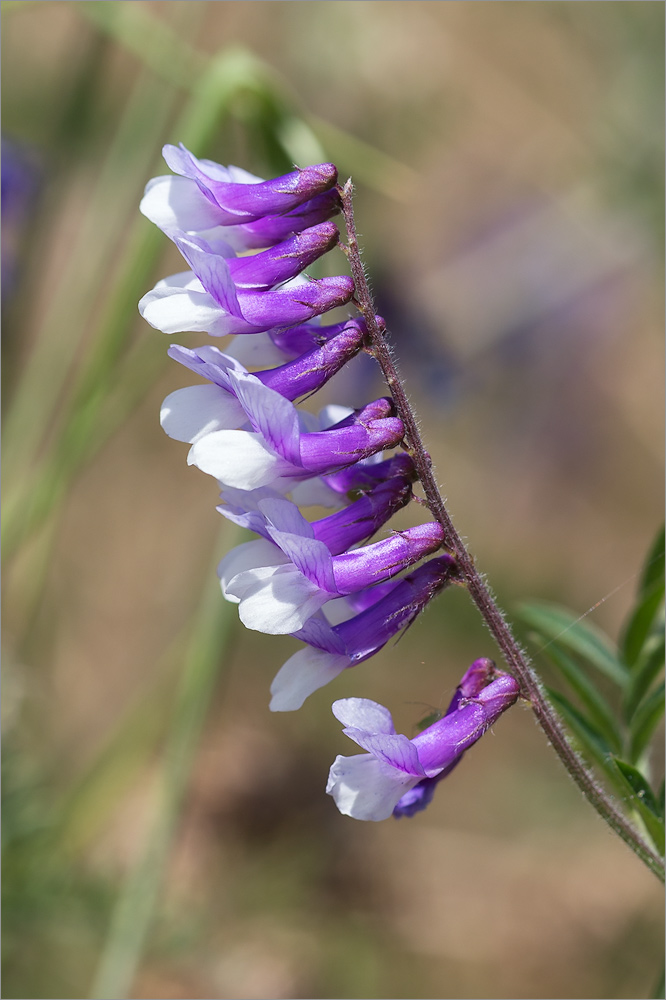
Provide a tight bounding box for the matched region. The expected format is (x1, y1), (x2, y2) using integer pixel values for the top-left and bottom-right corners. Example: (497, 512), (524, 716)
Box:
(140, 144), (519, 819)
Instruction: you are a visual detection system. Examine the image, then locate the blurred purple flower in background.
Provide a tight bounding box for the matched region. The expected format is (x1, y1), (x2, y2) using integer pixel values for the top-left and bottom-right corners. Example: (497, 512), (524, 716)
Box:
(2, 137), (40, 303)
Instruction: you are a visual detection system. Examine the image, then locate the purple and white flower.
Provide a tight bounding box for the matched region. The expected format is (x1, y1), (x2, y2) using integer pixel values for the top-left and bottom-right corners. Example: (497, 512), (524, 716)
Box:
(160, 320), (367, 445)
(326, 660), (520, 820)
(141, 143), (341, 248)
(219, 500), (445, 634)
(270, 556), (457, 710)
(187, 386), (405, 492)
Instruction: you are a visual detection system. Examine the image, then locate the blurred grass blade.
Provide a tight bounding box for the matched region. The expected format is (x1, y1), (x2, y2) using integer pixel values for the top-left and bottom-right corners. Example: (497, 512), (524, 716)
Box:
(629, 682), (665, 764)
(305, 112), (418, 201)
(2, 4), (200, 555)
(3, 43), (257, 561)
(533, 640), (622, 753)
(56, 651), (183, 856)
(90, 527), (240, 1000)
(611, 758), (665, 855)
(623, 633), (665, 723)
(78, 0), (203, 88)
(517, 601), (627, 686)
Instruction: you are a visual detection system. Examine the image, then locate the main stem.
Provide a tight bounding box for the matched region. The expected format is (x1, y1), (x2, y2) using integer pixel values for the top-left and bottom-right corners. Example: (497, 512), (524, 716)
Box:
(339, 180), (664, 883)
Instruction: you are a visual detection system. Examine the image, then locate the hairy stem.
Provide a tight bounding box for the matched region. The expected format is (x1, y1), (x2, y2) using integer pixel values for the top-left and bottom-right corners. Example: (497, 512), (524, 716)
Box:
(339, 179), (664, 883)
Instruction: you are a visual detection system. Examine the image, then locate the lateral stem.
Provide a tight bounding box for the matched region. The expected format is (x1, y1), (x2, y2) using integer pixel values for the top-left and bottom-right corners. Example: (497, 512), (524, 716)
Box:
(338, 179), (664, 883)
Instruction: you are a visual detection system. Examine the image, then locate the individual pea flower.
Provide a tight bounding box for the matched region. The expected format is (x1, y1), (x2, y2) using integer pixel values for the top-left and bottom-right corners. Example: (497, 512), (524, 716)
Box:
(140, 144), (340, 240)
(269, 556), (458, 711)
(326, 659), (520, 821)
(139, 226), (354, 338)
(218, 495), (445, 634)
(159, 320), (367, 446)
(187, 386), (405, 493)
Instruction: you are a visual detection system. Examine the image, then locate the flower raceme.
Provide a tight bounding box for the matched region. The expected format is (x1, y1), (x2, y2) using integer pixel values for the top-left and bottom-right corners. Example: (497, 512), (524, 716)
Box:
(140, 144), (520, 819)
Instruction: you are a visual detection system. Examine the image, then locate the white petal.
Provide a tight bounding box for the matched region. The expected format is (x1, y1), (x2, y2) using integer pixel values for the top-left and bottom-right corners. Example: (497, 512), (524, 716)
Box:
(270, 647), (350, 712)
(139, 280), (233, 336)
(321, 597), (357, 626)
(188, 430), (294, 489)
(140, 175), (224, 233)
(289, 477), (345, 509)
(318, 404), (354, 429)
(230, 564), (329, 634)
(223, 332), (289, 368)
(160, 385), (246, 443)
(331, 698), (396, 735)
(326, 754), (419, 821)
(217, 539), (287, 602)
(224, 163), (264, 184)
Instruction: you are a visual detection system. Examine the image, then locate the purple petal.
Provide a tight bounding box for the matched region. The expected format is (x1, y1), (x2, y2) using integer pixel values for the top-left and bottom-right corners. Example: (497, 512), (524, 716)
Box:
(226, 373), (301, 465)
(173, 234), (243, 316)
(291, 612), (346, 655)
(331, 523), (445, 594)
(233, 188), (342, 247)
(258, 320), (365, 401)
(266, 318), (358, 361)
(298, 418), (404, 475)
(335, 556), (457, 663)
(311, 475), (412, 555)
(164, 145), (338, 222)
(340, 730), (426, 777)
(227, 222), (339, 289)
(322, 452), (416, 496)
(236, 275), (354, 330)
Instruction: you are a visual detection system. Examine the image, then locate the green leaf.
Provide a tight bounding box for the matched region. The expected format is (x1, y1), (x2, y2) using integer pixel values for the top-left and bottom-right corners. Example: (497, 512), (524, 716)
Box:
(546, 688), (615, 778)
(629, 682), (665, 763)
(517, 601), (627, 687)
(612, 758), (665, 855)
(621, 580), (665, 668)
(535, 641), (622, 753)
(658, 780), (665, 819)
(640, 524), (665, 595)
(623, 633), (665, 722)
(613, 759), (661, 815)
(650, 964), (664, 1000)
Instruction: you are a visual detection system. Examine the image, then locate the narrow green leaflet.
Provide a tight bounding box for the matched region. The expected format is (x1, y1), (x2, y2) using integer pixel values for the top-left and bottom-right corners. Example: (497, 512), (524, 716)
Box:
(639, 524), (665, 595)
(613, 758), (662, 814)
(546, 688), (616, 781)
(534, 641), (622, 753)
(517, 601), (627, 686)
(612, 758), (665, 855)
(623, 633), (665, 722)
(629, 682), (666, 764)
(620, 581), (665, 668)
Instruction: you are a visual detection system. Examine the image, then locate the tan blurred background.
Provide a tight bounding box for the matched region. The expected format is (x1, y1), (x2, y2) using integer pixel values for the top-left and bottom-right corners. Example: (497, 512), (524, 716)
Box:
(2, 2), (664, 998)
